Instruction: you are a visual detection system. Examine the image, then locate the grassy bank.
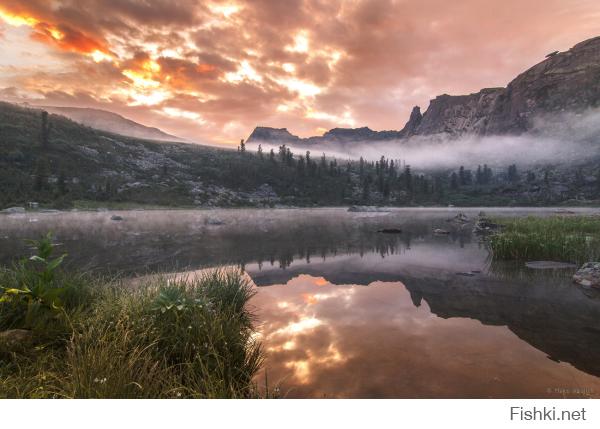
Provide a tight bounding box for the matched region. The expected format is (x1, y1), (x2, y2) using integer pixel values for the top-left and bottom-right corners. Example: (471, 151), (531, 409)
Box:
(489, 216), (600, 264)
(0, 234), (263, 398)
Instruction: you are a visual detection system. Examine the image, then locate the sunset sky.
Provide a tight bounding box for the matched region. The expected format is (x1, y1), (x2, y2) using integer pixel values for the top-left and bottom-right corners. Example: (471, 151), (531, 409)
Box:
(0, 0), (599, 146)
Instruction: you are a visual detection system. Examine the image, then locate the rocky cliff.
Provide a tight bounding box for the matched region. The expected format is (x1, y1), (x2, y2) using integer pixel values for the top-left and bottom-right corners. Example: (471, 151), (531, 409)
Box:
(247, 36), (600, 144)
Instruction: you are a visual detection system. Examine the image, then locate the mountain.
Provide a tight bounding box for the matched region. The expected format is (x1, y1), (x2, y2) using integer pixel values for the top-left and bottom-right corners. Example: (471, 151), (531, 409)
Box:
(36, 106), (185, 142)
(247, 36), (600, 144)
(1, 100), (599, 209)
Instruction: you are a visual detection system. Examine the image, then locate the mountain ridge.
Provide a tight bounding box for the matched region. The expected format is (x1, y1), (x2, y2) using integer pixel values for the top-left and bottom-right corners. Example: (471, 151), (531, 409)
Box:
(30, 105), (186, 143)
(247, 36), (600, 145)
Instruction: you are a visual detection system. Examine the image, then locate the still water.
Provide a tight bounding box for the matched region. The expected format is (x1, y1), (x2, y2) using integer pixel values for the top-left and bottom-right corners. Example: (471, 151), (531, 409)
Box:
(1, 207), (600, 398)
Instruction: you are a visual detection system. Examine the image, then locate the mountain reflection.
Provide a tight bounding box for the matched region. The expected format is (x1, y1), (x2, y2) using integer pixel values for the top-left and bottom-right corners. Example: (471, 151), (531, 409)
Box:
(250, 273), (600, 398)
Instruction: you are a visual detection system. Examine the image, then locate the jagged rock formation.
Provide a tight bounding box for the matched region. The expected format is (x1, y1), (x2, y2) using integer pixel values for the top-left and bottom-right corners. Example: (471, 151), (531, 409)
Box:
(399, 106), (422, 136)
(247, 36), (600, 144)
(246, 127), (301, 144)
(413, 88), (504, 136)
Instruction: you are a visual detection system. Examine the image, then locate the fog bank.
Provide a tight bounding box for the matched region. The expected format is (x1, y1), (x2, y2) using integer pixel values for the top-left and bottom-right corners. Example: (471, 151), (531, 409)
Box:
(248, 109), (600, 169)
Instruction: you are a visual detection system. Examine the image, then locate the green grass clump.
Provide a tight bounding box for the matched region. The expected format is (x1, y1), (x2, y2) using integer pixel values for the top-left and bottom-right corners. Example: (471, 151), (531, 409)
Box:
(489, 216), (600, 264)
(0, 235), (263, 398)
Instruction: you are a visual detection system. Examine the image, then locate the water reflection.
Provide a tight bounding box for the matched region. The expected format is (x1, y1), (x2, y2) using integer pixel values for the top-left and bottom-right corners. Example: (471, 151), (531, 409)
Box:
(250, 272), (600, 398)
(1, 207), (600, 397)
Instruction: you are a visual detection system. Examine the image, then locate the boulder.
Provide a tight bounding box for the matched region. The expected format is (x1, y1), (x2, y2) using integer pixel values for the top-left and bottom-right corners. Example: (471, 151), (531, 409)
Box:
(433, 228), (450, 235)
(110, 215), (124, 221)
(573, 262), (600, 288)
(1, 207), (25, 214)
(0, 329), (33, 352)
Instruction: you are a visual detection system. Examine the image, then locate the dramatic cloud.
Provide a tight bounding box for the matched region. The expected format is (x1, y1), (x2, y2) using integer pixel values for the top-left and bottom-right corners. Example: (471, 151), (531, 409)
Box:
(1, 0), (599, 145)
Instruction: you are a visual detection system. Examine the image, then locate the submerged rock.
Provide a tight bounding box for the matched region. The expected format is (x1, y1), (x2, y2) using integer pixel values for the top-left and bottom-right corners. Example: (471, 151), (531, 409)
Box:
(1, 207), (25, 214)
(206, 217), (225, 226)
(348, 206), (390, 212)
(525, 261), (578, 270)
(377, 228), (402, 234)
(448, 212), (469, 224)
(573, 262), (600, 288)
(473, 217), (501, 234)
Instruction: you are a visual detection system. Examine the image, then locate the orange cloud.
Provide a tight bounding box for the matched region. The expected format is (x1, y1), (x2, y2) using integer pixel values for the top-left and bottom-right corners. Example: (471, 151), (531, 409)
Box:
(0, 7), (113, 61)
(31, 23), (112, 58)
(1, 0), (600, 146)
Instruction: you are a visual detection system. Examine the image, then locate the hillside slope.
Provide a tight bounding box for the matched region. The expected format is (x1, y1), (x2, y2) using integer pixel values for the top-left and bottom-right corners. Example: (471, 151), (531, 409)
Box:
(38, 105), (186, 142)
(0, 102), (357, 208)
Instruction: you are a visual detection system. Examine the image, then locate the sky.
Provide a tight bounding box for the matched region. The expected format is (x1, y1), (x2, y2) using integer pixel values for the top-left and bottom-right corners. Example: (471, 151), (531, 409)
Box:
(0, 0), (599, 146)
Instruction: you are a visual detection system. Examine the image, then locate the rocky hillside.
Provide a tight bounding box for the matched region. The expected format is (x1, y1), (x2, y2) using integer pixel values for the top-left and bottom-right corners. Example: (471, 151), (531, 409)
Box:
(248, 36), (600, 144)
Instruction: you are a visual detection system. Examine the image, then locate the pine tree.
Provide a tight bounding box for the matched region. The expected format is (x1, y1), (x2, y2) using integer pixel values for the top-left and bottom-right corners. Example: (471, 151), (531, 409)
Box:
(297, 155), (305, 176)
(257, 144), (263, 159)
(40, 111), (51, 148)
(450, 172), (458, 190)
(476, 165), (483, 185)
(404, 165), (412, 191)
(483, 164), (493, 184)
(507, 164), (518, 182)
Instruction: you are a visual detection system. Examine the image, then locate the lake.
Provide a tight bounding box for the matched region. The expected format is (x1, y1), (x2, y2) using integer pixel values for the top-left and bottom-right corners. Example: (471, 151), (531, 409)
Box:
(1, 207), (600, 398)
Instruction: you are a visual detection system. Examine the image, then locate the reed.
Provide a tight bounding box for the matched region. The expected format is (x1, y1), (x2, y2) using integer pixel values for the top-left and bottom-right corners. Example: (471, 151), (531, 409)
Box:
(489, 216), (600, 264)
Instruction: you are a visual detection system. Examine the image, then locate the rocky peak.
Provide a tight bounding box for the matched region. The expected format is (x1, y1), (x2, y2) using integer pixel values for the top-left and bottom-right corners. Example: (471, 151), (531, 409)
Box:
(323, 127), (378, 140)
(412, 88), (504, 136)
(483, 35), (600, 134)
(247, 126), (300, 144)
(399, 106), (422, 136)
(413, 36), (600, 137)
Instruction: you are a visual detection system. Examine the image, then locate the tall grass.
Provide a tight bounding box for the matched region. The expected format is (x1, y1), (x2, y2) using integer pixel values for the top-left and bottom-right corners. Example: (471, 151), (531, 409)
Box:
(489, 216), (600, 264)
(0, 236), (264, 398)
